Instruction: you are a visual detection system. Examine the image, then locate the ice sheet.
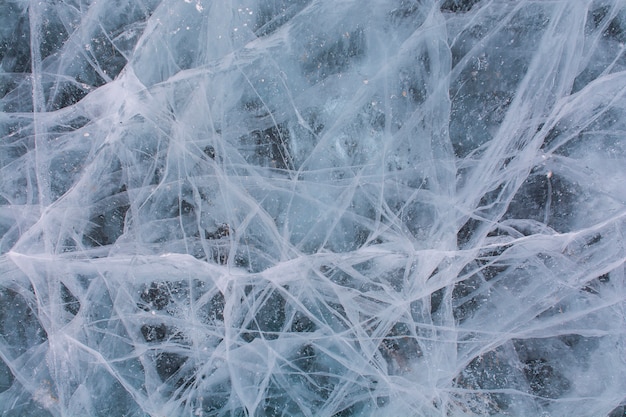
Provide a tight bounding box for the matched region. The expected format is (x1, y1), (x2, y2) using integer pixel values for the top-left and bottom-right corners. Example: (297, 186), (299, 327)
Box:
(1, 0), (626, 416)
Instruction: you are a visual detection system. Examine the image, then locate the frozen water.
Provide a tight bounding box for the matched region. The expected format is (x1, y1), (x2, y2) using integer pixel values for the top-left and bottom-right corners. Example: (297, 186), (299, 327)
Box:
(1, 0), (626, 416)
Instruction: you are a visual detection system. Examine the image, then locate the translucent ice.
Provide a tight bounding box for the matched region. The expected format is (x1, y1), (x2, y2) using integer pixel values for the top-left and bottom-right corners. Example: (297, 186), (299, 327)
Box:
(1, 0), (626, 416)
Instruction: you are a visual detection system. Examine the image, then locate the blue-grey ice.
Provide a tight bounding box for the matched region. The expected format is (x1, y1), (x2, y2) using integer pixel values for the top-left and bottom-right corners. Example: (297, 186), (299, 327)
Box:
(1, 0), (625, 416)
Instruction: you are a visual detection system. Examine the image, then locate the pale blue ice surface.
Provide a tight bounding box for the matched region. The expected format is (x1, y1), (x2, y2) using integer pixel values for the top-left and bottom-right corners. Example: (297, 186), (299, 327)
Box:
(1, 0), (626, 416)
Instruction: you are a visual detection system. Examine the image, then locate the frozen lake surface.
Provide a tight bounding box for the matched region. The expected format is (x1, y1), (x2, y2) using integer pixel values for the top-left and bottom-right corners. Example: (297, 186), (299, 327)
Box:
(1, 0), (626, 415)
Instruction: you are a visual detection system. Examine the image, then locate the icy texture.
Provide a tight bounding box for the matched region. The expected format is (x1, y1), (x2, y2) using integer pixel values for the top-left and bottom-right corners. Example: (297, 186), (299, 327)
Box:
(1, 0), (626, 416)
